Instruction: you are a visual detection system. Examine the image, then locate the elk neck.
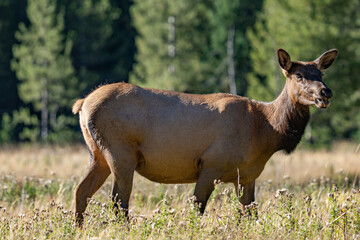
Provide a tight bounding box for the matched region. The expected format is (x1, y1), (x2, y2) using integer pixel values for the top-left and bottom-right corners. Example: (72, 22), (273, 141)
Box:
(262, 81), (310, 154)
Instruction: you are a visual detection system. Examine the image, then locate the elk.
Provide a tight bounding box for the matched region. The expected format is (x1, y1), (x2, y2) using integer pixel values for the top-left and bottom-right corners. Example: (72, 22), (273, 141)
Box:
(72, 48), (337, 225)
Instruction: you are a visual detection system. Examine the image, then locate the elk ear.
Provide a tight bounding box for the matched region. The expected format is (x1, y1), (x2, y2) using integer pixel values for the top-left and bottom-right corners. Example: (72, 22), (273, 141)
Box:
(277, 49), (292, 71)
(314, 49), (338, 70)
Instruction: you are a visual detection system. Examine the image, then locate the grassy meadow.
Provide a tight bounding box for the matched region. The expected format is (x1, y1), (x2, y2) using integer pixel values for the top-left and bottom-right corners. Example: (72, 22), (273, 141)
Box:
(0, 143), (359, 239)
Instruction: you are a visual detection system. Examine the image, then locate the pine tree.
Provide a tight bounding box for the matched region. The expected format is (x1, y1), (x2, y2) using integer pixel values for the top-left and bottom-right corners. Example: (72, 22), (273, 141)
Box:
(130, 0), (215, 93)
(209, 0), (263, 95)
(105, 0), (137, 84)
(60, 0), (123, 94)
(210, 0), (240, 94)
(12, 0), (77, 141)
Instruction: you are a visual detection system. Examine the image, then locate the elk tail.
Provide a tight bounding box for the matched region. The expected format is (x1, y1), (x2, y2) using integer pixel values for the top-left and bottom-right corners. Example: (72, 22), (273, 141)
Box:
(72, 99), (85, 114)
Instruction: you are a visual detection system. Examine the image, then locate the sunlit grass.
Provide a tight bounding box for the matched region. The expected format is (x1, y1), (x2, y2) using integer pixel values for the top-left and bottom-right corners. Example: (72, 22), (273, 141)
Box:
(0, 143), (359, 239)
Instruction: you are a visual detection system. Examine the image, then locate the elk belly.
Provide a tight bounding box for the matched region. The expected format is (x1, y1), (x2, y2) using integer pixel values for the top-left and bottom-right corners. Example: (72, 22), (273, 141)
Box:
(135, 150), (200, 184)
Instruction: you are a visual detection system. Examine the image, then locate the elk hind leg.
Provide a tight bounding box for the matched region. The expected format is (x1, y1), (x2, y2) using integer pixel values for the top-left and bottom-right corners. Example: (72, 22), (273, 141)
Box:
(111, 173), (134, 220)
(74, 150), (110, 226)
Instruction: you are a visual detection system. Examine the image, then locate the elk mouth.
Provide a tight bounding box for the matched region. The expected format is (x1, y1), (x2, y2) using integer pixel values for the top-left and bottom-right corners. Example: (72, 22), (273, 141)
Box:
(315, 97), (330, 108)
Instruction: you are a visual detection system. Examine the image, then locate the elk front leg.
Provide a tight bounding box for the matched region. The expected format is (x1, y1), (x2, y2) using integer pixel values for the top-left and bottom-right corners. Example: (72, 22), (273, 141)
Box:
(240, 180), (255, 206)
(193, 169), (220, 214)
(234, 180), (255, 216)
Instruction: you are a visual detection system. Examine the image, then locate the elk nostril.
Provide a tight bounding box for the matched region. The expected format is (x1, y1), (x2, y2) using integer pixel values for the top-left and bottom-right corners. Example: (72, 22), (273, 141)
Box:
(321, 88), (333, 99)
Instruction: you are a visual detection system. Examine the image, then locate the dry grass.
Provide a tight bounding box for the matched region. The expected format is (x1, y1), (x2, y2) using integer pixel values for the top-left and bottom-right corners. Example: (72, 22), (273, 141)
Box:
(0, 144), (88, 179)
(259, 142), (360, 183)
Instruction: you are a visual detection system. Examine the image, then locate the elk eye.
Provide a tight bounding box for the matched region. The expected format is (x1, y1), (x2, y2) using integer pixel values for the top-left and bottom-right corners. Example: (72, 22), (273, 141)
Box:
(295, 73), (303, 81)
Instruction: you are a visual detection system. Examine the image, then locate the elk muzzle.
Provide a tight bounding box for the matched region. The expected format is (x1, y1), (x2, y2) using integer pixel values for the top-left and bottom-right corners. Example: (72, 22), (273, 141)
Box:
(315, 88), (333, 108)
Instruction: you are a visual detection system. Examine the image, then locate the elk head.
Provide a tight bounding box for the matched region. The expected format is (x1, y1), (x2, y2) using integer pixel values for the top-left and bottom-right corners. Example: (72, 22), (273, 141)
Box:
(277, 49), (338, 108)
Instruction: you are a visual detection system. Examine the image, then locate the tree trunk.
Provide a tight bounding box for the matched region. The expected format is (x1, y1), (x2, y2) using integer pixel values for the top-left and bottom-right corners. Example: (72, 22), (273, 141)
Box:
(41, 78), (48, 141)
(168, 15), (176, 90)
(227, 25), (237, 95)
(50, 107), (58, 129)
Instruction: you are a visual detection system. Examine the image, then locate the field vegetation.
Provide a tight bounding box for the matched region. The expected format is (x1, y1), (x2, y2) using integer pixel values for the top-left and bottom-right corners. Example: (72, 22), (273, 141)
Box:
(0, 143), (359, 239)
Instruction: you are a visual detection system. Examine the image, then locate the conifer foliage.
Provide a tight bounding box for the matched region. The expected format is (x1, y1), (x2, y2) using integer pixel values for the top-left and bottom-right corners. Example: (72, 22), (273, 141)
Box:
(12, 0), (77, 141)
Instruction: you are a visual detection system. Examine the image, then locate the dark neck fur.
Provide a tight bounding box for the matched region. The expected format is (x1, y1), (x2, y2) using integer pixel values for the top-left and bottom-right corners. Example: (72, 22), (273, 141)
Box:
(264, 84), (310, 153)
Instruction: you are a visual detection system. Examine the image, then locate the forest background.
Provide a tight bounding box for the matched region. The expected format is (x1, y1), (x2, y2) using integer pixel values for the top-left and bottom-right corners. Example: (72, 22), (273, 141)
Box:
(0, 0), (359, 147)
